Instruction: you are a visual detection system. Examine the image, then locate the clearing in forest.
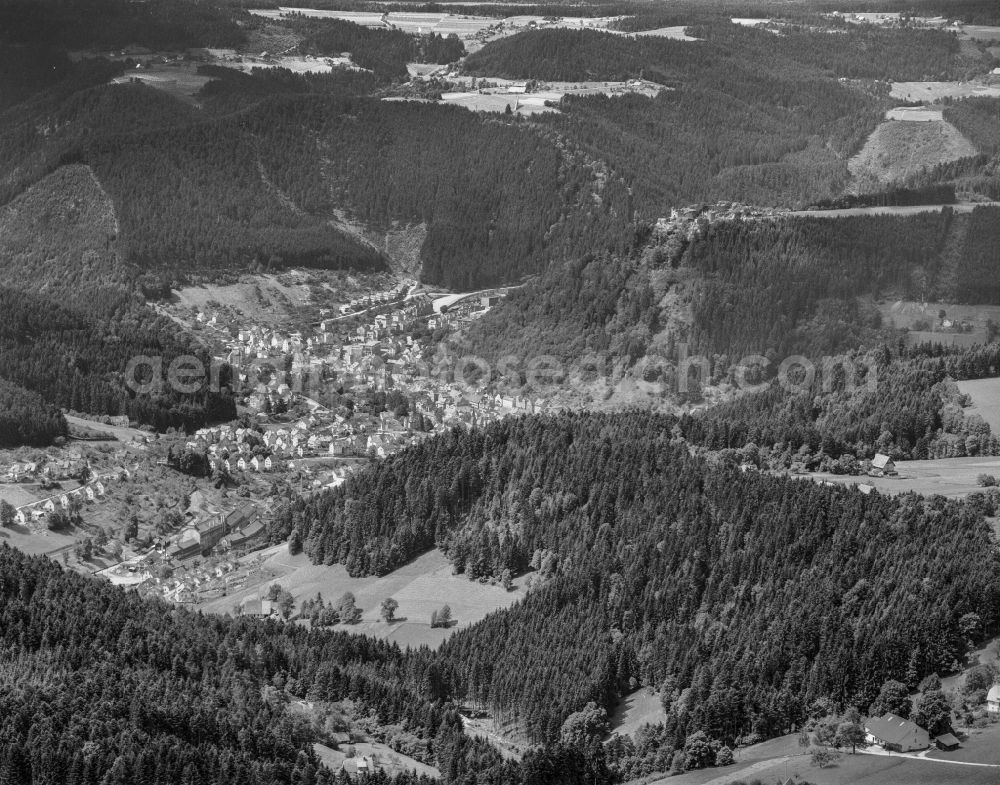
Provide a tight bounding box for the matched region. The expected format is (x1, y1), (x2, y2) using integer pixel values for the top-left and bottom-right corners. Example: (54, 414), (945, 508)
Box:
(848, 119), (977, 189)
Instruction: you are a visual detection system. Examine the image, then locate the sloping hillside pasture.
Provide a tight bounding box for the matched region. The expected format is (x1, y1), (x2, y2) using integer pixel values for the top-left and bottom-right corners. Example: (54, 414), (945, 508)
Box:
(608, 689), (665, 738)
(810, 456), (1000, 499)
(890, 81), (1000, 101)
(879, 300), (1000, 333)
(111, 64), (213, 103)
(849, 119), (977, 187)
(957, 376), (1000, 434)
(962, 26), (1000, 43)
(641, 734), (1000, 785)
(199, 547), (523, 648)
(631, 26), (700, 41)
(886, 106), (942, 121)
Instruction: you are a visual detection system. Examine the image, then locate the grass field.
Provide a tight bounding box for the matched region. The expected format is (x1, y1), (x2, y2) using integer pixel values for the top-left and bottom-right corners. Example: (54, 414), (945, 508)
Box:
(957, 377), (1000, 434)
(786, 202), (998, 219)
(962, 25), (1000, 42)
(849, 119), (977, 188)
(889, 81), (1000, 102)
(633, 730), (1000, 785)
(926, 723), (1000, 764)
(609, 689), (665, 738)
(199, 547), (523, 649)
(885, 106), (943, 122)
(809, 456), (1000, 499)
(632, 26), (700, 40)
(879, 299), (1000, 334)
(440, 92), (556, 114)
(111, 64), (213, 104)
(0, 521), (76, 556)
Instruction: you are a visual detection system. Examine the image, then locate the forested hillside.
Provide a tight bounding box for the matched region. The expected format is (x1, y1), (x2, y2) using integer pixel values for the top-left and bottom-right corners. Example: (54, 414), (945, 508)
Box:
(0, 543), (519, 785)
(270, 411), (1000, 747)
(0, 64), (634, 288)
(944, 97), (1000, 156)
(0, 380), (67, 447)
(0, 165), (237, 437)
(465, 22), (976, 83)
(678, 343), (1000, 464)
(461, 207), (1000, 366)
(0, 0), (244, 50)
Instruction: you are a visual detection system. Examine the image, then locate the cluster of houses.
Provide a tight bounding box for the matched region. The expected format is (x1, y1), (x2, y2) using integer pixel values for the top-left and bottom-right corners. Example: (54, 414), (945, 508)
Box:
(13, 479), (110, 528)
(336, 284), (410, 316)
(164, 504), (263, 562)
(3, 456), (87, 484)
(135, 552), (261, 604)
(6, 461), (131, 530)
(227, 324), (327, 364)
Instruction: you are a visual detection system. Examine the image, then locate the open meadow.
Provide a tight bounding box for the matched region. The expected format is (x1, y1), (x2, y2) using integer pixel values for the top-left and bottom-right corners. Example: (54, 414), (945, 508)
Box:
(632, 726), (1000, 785)
(198, 546), (524, 648)
(809, 455), (1000, 500)
(889, 81), (1000, 102)
(957, 377), (1000, 434)
(609, 688), (665, 738)
(962, 25), (1000, 43)
(111, 64), (213, 103)
(631, 26), (700, 41)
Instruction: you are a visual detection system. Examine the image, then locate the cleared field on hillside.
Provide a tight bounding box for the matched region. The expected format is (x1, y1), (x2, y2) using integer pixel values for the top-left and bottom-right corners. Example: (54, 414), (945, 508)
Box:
(957, 377), (1000, 434)
(632, 26), (700, 40)
(111, 65), (212, 103)
(0, 514), (77, 557)
(849, 119), (977, 187)
(879, 300), (1000, 332)
(199, 547), (523, 648)
(609, 689), (664, 738)
(890, 81), (1000, 101)
(886, 106), (942, 121)
(810, 456), (1000, 499)
(962, 25), (1000, 42)
(787, 201), (999, 218)
(441, 92), (557, 114)
(645, 732), (1000, 785)
(314, 741), (440, 778)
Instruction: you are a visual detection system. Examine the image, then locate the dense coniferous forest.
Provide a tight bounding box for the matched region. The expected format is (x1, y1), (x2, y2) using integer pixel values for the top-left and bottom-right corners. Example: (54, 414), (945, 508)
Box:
(0, 0), (245, 50)
(0, 286), (237, 432)
(0, 380), (68, 447)
(0, 544), (523, 785)
(679, 343), (1000, 463)
(0, 161), (237, 439)
(270, 411), (1000, 746)
(944, 97), (1000, 156)
(461, 208), (1000, 367)
(464, 22), (974, 84)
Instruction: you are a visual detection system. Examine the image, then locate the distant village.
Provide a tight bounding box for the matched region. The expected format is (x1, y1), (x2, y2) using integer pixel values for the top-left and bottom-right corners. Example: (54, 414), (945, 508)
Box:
(61, 278), (555, 606)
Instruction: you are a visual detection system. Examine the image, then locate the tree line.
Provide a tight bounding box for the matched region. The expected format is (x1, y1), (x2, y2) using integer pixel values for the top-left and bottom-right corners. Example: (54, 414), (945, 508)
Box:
(269, 411), (1000, 751)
